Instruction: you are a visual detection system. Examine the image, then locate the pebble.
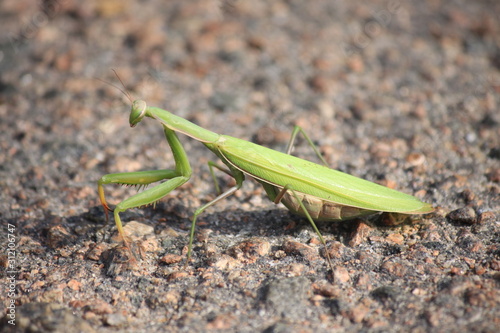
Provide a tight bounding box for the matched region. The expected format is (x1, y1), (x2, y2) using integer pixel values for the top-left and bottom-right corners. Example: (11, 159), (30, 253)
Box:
(447, 207), (477, 225)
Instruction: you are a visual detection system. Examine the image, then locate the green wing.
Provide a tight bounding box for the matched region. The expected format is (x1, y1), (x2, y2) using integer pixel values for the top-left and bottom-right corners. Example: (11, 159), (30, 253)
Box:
(214, 135), (433, 214)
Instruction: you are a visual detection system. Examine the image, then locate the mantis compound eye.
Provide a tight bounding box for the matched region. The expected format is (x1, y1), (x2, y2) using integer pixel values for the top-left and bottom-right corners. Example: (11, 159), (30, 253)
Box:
(129, 100), (147, 127)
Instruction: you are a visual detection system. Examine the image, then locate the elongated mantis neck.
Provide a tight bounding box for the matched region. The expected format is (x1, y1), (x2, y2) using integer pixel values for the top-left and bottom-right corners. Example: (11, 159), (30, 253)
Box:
(130, 100), (220, 143)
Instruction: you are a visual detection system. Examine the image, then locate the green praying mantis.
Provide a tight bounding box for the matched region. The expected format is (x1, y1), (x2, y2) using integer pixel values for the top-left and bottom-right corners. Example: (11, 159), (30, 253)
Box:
(98, 88), (433, 269)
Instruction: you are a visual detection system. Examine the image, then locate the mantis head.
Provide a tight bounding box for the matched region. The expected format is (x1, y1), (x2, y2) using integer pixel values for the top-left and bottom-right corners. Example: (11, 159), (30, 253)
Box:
(129, 100), (147, 127)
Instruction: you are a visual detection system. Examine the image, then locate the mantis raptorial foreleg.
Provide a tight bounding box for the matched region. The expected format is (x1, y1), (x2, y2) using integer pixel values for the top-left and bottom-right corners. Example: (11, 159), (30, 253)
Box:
(98, 127), (191, 241)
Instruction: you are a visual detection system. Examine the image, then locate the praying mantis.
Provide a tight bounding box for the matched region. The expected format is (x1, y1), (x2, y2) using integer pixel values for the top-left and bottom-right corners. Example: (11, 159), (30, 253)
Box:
(98, 92), (433, 269)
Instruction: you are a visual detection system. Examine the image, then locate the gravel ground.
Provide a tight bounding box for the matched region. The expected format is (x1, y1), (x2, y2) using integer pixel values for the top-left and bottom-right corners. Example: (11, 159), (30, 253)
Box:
(1, 0), (499, 332)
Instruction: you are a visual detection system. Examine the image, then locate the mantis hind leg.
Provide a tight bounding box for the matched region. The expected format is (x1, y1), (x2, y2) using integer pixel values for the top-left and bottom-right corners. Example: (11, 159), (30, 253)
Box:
(286, 125), (329, 167)
(266, 183), (334, 273)
(285, 128), (335, 271)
